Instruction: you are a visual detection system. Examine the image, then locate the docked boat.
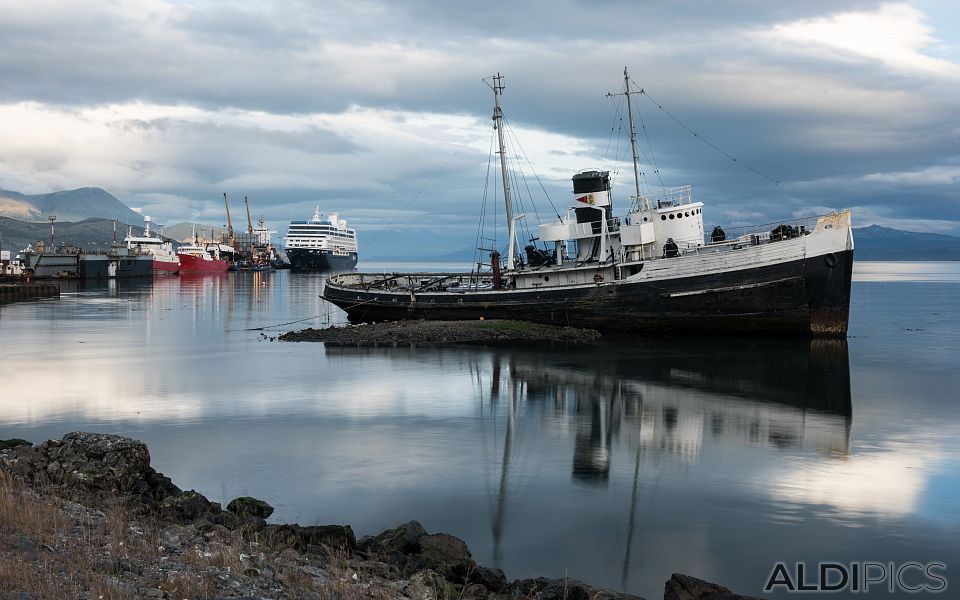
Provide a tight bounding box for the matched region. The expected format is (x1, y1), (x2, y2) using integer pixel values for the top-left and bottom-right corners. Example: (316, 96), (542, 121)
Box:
(18, 242), (81, 278)
(124, 216), (179, 274)
(323, 70), (854, 337)
(176, 226), (229, 274)
(241, 215), (280, 271)
(79, 247), (153, 279)
(19, 242), (153, 279)
(284, 208), (358, 271)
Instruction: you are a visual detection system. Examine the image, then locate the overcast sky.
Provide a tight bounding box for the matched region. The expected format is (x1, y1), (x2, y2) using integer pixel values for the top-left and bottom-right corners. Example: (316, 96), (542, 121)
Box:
(1, 0), (958, 253)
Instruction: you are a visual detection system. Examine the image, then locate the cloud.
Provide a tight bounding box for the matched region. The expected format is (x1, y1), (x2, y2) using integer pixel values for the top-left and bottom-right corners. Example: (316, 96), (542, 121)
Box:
(861, 164), (960, 186)
(770, 441), (945, 519)
(762, 3), (960, 77)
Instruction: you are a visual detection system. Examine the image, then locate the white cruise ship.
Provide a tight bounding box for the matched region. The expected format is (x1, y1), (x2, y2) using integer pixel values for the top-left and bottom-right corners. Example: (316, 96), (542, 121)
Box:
(283, 208), (358, 271)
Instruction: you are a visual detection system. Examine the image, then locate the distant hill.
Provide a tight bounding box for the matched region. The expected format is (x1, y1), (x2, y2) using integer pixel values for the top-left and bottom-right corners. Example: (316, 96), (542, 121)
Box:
(0, 188), (142, 224)
(0, 216), (172, 254)
(852, 225), (960, 261)
(164, 222), (226, 243)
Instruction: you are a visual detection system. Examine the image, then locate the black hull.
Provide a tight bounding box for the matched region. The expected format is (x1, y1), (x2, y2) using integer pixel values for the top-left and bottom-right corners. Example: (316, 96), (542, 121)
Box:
(79, 255), (154, 279)
(287, 248), (358, 271)
(323, 249), (854, 337)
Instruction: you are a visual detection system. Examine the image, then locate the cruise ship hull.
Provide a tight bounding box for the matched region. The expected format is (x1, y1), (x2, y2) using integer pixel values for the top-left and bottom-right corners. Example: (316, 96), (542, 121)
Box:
(287, 248), (358, 271)
(324, 247), (853, 337)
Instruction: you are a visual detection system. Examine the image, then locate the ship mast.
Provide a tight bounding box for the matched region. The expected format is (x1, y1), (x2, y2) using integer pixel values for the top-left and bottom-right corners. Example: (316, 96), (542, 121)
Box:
(608, 67), (643, 208)
(490, 74), (516, 271)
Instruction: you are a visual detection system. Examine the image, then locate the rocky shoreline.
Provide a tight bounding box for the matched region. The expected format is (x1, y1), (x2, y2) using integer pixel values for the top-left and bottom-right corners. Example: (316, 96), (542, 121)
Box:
(278, 320), (601, 346)
(1, 433), (757, 600)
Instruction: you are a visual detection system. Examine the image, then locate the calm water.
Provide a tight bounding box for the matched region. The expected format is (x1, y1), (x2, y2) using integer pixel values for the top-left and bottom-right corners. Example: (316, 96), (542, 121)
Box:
(1, 262), (958, 598)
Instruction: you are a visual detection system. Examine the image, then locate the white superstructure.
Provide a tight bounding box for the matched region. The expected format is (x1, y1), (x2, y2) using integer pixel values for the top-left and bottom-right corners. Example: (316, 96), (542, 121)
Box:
(284, 207), (358, 253)
(124, 216), (179, 273)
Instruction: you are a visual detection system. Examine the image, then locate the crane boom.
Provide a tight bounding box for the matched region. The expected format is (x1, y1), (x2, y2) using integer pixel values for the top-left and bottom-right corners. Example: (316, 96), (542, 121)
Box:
(244, 196), (254, 235)
(223, 192), (235, 246)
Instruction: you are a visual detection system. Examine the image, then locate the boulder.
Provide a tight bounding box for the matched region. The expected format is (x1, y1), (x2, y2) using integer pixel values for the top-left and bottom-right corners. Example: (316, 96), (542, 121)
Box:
(408, 533), (476, 584)
(236, 516), (268, 533)
(418, 533), (471, 564)
(358, 520), (427, 556)
(209, 511), (239, 530)
(347, 559), (401, 580)
(142, 467), (182, 500)
(56, 432), (151, 484)
(664, 573), (762, 600)
(226, 496), (274, 519)
(512, 577), (646, 600)
(161, 490), (220, 522)
(263, 524), (357, 553)
(299, 524), (356, 552)
(0, 432), (183, 504)
(2, 432), (150, 491)
(0, 438), (32, 450)
(469, 566), (508, 593)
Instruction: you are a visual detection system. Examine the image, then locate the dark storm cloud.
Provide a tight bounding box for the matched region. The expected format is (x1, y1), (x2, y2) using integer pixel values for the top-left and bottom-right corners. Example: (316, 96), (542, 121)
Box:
(0, 0), (887, 115)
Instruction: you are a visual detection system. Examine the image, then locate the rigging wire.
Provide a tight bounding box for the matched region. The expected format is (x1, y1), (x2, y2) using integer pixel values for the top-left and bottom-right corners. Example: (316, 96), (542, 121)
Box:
(501, 115), (562, 220)
(635, 103), (668, 194)
(359, 144), (465, 254)
(632, 79), (781, 185)
(503, 133), (540, 251)
(602, 94), (625, 171)
(473, 129), (497, 273)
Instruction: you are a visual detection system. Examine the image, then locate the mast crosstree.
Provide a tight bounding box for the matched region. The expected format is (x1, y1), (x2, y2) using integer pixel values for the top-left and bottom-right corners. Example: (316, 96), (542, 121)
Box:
(607, 66), (644, 208)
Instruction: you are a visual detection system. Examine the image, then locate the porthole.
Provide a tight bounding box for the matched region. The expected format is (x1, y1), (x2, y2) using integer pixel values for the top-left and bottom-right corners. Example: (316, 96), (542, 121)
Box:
(643, 217), (648, 222)
(544, 275), (550, 281)
(669, 214), (675, 220)
(685, 212), (690, 217)
(677, 213), (683, 219)
(661, 215), (667, 221)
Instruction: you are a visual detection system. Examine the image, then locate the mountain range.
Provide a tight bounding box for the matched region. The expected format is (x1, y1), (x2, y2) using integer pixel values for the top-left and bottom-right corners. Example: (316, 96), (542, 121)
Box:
(848, 225), (960, 260)
(0, 187), (142, 224)
(0, 216), (163, 254)
(0, 187), (227, 249)
(0, 187), (957, 260)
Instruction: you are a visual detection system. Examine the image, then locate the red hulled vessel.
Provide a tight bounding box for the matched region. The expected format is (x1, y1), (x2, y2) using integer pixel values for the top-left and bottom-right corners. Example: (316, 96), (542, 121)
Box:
(176, 226), (230, 274)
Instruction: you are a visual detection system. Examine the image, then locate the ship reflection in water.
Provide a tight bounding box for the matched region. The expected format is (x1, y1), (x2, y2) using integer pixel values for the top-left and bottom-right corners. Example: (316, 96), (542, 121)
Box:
(324, 338), (856, 592)
(509, 338), (853, 485)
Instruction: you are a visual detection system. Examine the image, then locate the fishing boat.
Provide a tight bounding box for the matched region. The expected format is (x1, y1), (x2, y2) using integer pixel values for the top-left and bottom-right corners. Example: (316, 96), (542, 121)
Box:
(124, 216), (180, 274)
(323, 70), (854, 336)
(176, 225), (229, 274)
(284, 208), (358, 271)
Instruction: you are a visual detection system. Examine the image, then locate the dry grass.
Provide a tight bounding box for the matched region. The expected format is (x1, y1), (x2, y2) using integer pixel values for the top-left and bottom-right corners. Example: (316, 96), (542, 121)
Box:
(0, 469), (102, 598)
(0, 471), (176, 599)
(1, 469), (438, 600)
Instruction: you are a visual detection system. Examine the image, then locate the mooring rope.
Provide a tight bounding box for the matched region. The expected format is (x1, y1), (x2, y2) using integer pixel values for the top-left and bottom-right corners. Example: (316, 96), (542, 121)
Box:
(239, 295), (383, 332)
